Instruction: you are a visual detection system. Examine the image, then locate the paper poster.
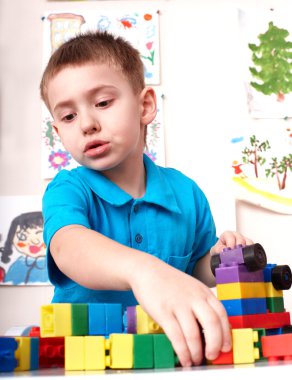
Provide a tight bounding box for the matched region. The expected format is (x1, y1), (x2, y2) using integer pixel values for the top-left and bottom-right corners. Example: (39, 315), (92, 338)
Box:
(239, 9), (292, 119)
(0, 196), (49, 286)
(41, 9), (163, 179)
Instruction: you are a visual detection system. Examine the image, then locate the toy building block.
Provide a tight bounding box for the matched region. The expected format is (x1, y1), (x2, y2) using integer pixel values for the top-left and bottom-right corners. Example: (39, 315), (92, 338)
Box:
(39, 337), (64, 368)
(65, 336), (85, 370)
(106, 334), (133, 369)
(136, 305), (163, 334)
(125, 306), (137, 333)
(216, 282), (266, 300)
(208, 350), (233, 365)
(153, 334), (177, 368)
(253, 328), (266, 358)
(265, 282), (283, 298)
(232, 329), (259, 364)
(29, 326), (40, 337)
(14, 337), (31, 371)
(71, 304), (88, 336)
(29, 338), (39, 370)
(221, 298), (267, 316)
(262, 333), (292, 361)
(229, 311), (291, 329)
(41, 304), (72, 337)
(211, 243), (267, 275)
(215, 264), (264, 284)
(133, 334), (154, 369)
(88, 303), (123, 336)
(84, 336), (106, 370)
(266, 297), (285, 313)
(0, 337), (18, 372)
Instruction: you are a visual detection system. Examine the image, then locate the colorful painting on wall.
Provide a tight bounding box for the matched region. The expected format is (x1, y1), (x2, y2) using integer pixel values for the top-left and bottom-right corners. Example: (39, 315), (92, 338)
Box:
(239, 9), (292, 119)
(230, 9), (292, 214)
(0, 197), (49, 286)
(41, 9), (163, 179)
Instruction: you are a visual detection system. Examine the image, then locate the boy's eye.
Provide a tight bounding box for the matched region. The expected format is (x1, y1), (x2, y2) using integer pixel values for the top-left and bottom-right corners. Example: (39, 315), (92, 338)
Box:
(95, 99), (112, 108)
(63, 113), (76, 122)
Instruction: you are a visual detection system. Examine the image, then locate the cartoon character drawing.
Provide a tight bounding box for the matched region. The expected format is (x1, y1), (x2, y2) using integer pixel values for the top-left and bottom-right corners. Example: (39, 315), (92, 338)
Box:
(0, 212), (48, 285)
(232, 160), (247, 179)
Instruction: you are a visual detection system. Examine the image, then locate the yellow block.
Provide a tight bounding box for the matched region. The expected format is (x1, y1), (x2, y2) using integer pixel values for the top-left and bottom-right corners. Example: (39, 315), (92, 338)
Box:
(265, 282), (283, 298)
(84, 336), (106, 370)
(41, 304), (72, 337)
(216, 282), (266, 300)
(15, 337), (30, 371)
(232, 329), (259, 364)
(136, 305), (163, 334)
(65, 336), (85, 370)
(106, 334), (133, 369)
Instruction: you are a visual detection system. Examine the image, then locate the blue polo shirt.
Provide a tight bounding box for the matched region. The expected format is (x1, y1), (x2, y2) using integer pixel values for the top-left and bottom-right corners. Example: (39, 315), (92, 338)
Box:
(43, 154), (217, 307)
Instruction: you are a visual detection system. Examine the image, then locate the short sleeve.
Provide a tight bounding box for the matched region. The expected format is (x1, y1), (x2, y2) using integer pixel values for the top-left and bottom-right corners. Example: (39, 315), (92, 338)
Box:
(42, 170), (91, 286)
(185, 184), (218, 275)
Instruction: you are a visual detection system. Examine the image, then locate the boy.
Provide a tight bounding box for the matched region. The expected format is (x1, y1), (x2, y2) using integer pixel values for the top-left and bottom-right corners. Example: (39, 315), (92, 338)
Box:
(40, 31), (252, 367)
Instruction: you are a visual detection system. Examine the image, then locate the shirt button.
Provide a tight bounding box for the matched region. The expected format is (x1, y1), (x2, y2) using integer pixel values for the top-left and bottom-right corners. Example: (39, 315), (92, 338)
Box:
(135, 234), (143, 244)
(134, 204), (139, 213)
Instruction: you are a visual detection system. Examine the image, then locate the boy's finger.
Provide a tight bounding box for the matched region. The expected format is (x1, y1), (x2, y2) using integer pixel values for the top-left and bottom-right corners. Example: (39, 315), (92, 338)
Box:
(208, 297), (232, 352)
(193, 302), (225, 360)
(174, 309), (203, 365)
(160, 315), (192, 367)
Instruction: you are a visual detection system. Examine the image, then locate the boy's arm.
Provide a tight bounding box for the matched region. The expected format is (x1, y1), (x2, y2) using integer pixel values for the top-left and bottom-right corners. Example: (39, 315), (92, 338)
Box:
(50, 224), (232, 367)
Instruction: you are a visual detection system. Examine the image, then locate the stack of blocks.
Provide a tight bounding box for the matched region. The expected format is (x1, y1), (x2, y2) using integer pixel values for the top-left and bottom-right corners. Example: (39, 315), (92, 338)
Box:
(1, 243), (292, 372)
(211, 243), (292, 364)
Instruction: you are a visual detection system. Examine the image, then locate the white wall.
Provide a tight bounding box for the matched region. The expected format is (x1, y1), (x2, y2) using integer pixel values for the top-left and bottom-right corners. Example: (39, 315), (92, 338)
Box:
(1, 0), (291, 334)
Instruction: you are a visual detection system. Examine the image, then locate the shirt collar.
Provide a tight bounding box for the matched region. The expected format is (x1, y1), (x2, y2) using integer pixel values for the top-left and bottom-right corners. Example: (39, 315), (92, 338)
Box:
(77, 154), (181, 213)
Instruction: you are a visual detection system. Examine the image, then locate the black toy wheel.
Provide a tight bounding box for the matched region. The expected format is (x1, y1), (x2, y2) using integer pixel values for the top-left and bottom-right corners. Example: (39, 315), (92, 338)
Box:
(271, 265), (292, 290)
(210, 254), (221, 276)
(242, 243), (267, 272)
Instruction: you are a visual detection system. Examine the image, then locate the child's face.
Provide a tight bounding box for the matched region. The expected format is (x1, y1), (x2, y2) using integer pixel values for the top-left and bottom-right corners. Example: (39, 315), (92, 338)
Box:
(13, 226), (46, 258)
(47, 63), (151, 173)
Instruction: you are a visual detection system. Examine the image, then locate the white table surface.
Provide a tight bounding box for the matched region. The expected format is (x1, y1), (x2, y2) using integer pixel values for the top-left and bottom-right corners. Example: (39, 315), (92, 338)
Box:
(1, 361), (292, 379)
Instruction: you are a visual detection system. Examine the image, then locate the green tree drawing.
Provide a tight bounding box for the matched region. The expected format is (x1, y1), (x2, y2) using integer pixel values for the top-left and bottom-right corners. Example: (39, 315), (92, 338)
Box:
(249, 21), (292, 101)
(266, 154), (292, 190)
(242, 135), (271, 178)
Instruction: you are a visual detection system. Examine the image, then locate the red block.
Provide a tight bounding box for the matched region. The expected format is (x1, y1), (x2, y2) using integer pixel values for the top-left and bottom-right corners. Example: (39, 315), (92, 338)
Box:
(209, 350), (233, 365)
(262, 333), (292, 361)
(39, 337), (65, 368)
(228, 312), (290, 329)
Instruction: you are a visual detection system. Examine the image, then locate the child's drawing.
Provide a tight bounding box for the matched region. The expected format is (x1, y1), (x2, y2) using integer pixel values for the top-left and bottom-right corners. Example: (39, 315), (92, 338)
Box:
(239, 10), (292, 118)
(0, 197), (49, 285)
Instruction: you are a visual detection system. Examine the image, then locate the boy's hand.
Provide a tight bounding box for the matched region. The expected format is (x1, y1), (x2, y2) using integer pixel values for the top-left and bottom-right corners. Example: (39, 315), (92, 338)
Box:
(210, 231), (253, 256)
(130, 259), (232, 367)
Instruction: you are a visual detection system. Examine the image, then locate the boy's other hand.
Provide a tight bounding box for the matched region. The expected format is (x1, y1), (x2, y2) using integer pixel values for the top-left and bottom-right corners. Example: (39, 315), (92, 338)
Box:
(210, 231), (253, 256)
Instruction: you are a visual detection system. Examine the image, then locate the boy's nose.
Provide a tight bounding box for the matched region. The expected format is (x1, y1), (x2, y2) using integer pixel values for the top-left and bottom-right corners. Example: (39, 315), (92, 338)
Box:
(80, 111), (101, 134)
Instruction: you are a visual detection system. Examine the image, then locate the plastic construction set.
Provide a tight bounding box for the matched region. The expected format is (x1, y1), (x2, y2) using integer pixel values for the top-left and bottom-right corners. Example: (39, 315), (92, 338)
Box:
(1, 243), (292, 372)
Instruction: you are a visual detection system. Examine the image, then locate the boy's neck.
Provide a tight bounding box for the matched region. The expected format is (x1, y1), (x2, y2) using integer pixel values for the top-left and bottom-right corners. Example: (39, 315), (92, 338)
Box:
(102, 155), (146, 199)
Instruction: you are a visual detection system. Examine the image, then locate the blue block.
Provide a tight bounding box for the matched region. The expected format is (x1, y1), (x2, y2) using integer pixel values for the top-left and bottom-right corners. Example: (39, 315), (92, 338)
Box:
(88, 304), (106, 335)
(105, 304), (123, 334)
(263, 264), (276, 282)
(0, 337), (18, 372)
(265, 328), (282, 336)
(30, 338), (39, 370)
(221, 298), (267, 316)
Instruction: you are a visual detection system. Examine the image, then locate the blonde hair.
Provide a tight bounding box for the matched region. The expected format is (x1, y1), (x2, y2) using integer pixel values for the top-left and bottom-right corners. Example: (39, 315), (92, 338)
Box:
(40, 30), (145, 108)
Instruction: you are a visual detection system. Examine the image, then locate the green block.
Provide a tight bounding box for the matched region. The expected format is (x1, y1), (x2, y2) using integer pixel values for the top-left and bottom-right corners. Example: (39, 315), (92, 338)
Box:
(133, 335), (154, 368)
(153, 334), (175, 368)
(254, 328), (266, 357)
(71, 304), (88, 336)
(266, 297), (284, 313)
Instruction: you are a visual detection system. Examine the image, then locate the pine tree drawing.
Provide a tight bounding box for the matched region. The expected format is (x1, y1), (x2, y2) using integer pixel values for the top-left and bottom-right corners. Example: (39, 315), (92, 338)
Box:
(249, 21), (292, 102)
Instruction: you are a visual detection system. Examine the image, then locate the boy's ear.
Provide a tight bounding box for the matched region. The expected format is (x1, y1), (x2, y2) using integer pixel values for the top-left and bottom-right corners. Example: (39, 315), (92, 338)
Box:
(140, 87), (157, 125)
(52, 123), (60, 136)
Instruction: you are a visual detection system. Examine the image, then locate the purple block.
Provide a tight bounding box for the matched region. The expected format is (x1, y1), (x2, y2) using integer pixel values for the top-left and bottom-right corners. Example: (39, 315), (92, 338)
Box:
(215, 264), (264, 284)
(126, 306), (137, 333)
(220, 245), (245, 266)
